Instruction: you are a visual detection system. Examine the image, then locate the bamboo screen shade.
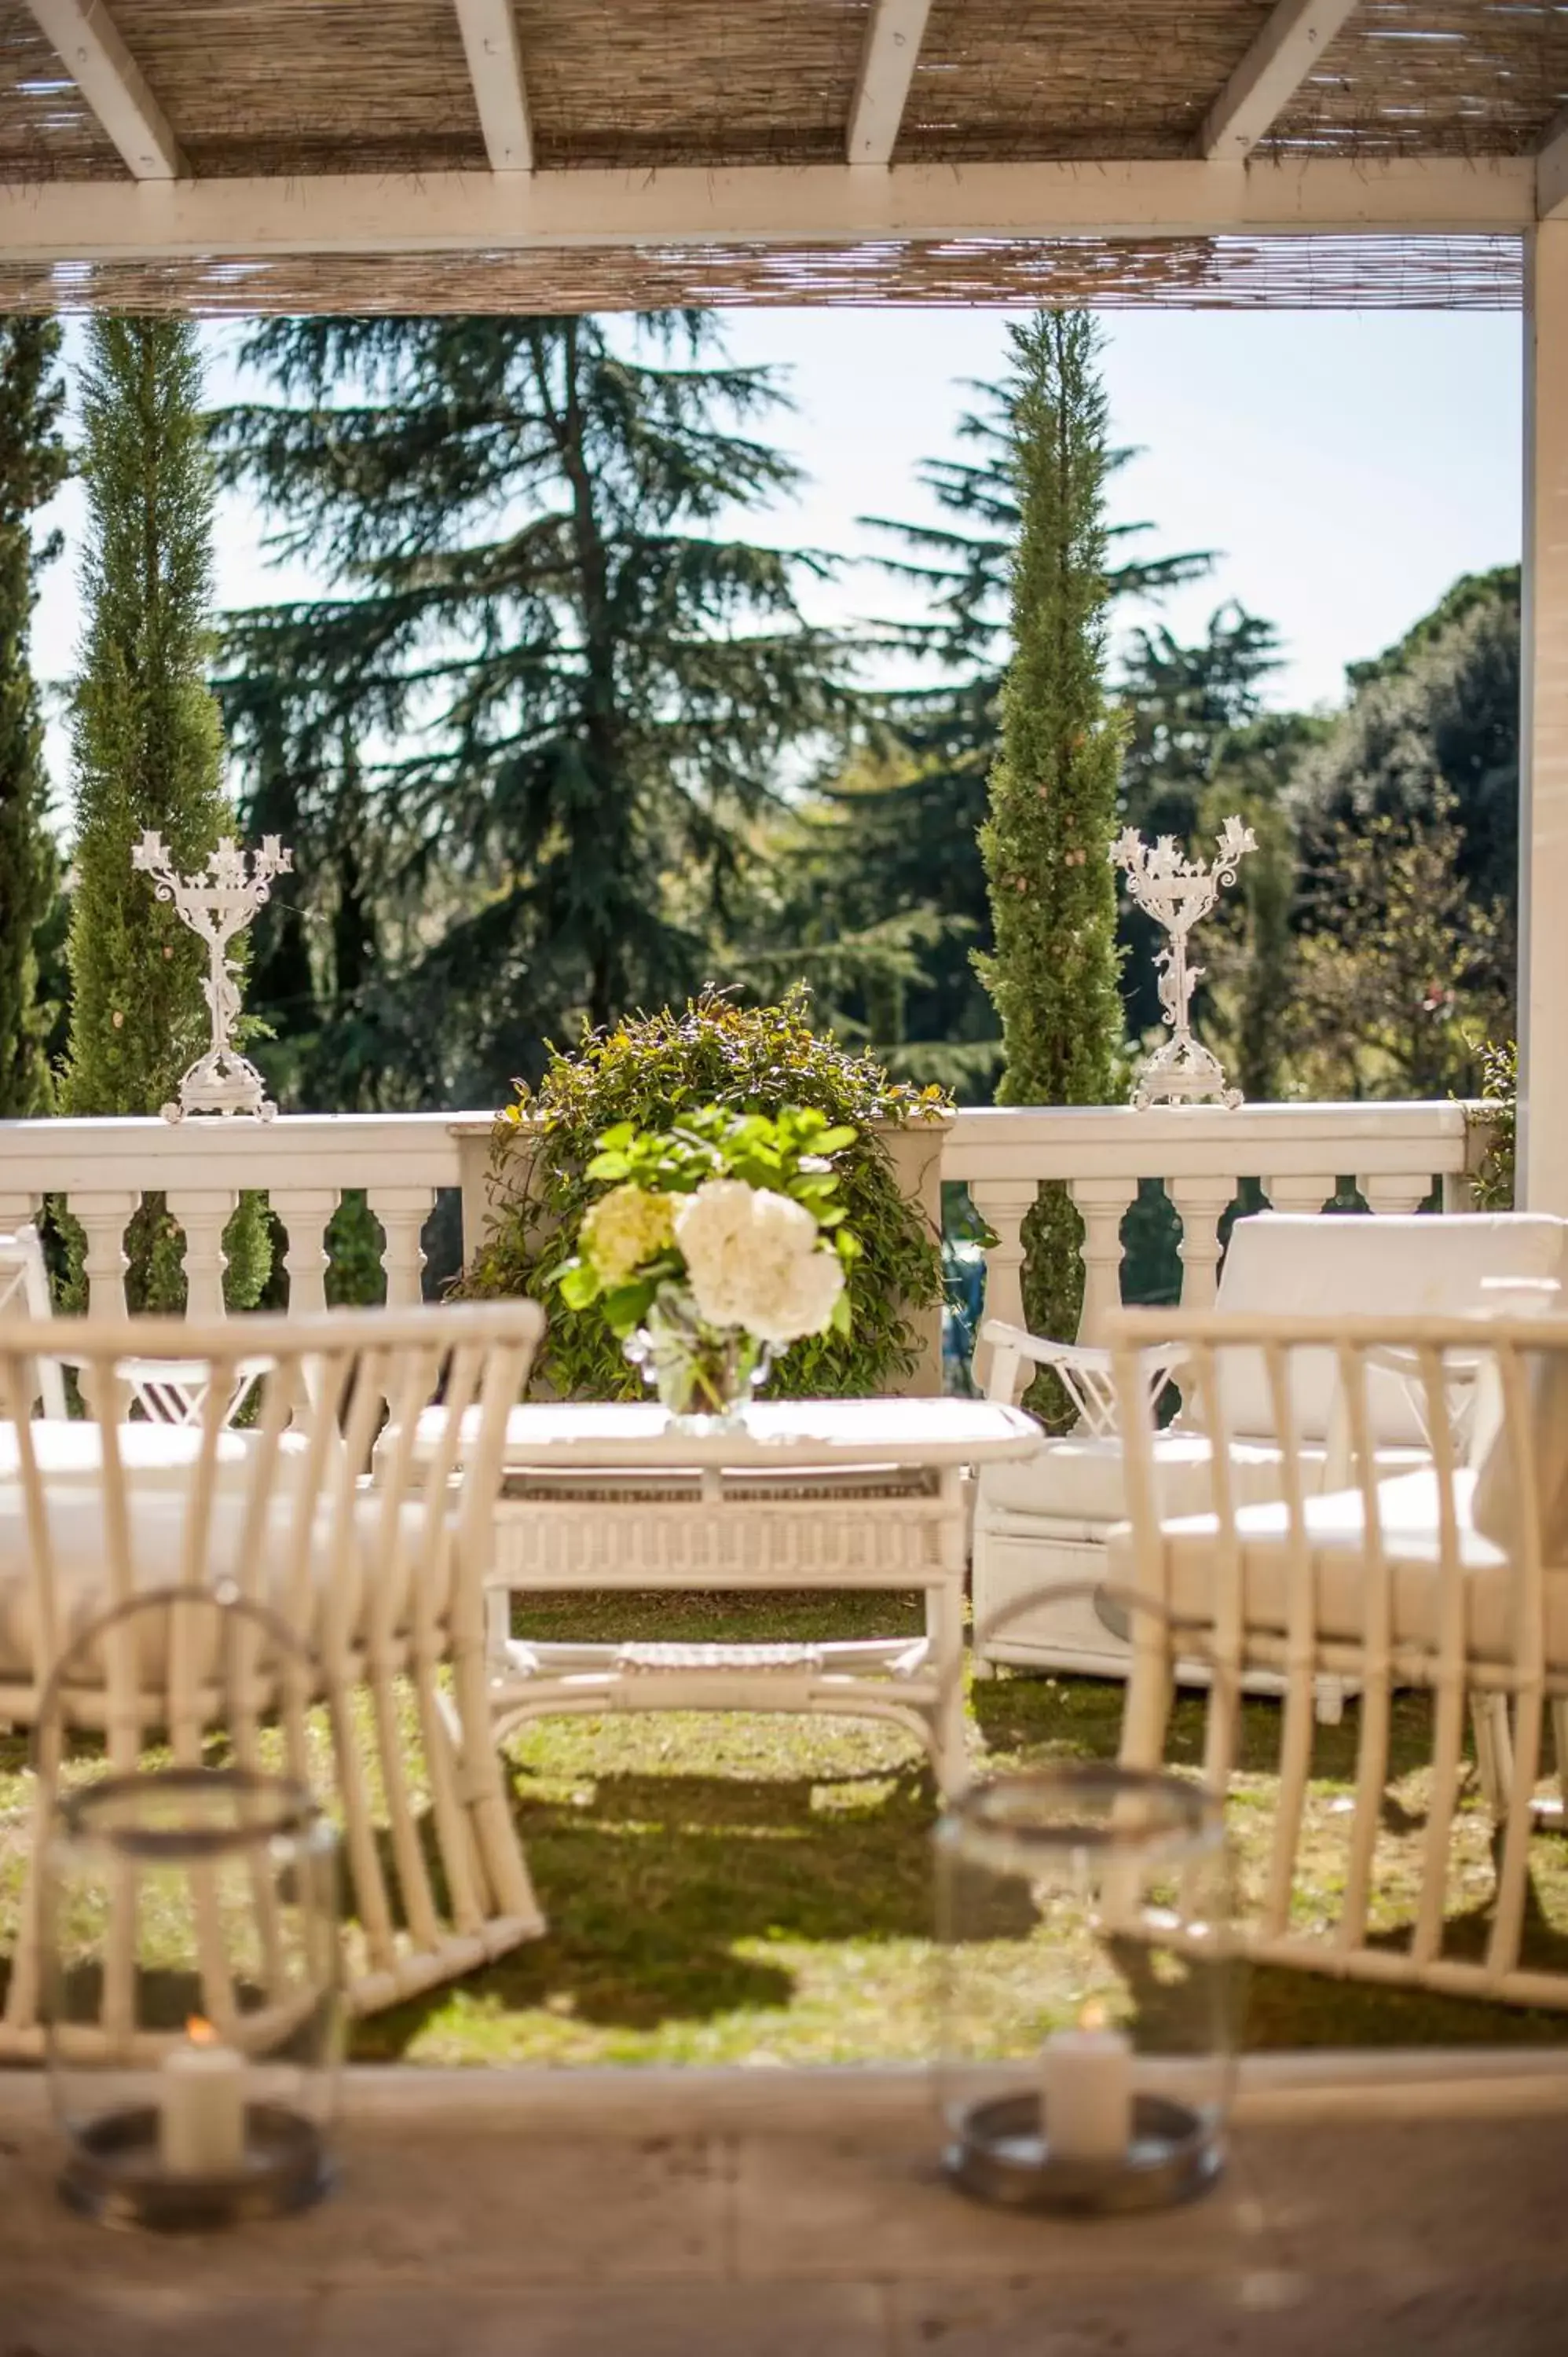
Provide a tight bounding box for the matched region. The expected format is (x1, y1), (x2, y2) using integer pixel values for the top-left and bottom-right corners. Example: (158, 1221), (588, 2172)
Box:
(0, 0), (1562, 310)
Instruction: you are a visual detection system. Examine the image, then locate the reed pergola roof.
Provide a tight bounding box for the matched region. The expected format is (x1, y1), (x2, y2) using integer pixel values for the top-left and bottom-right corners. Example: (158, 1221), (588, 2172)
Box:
(0, 0), (1563, 309)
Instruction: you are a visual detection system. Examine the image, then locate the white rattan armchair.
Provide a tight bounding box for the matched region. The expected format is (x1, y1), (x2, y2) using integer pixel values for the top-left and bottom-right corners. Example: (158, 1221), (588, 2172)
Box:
(0, 1299), (545, 2055)
(0, 1222), (270, 1428)
(973, 1212), (1568, 1681)
(1108, 1303), (1568, 2012)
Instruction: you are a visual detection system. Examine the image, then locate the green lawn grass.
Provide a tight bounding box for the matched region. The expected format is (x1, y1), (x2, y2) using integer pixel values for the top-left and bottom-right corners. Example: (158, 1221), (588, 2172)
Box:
(340, 1591), (1568, 2066)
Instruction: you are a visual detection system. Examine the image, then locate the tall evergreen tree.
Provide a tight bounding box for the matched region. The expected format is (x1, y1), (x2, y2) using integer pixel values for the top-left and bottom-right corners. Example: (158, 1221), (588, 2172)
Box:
(0, 317), (66, 1116)
(976, 312), (1125, 1391)
(213, 315), (848, 1109)
(793, 337), (1212, 1076)
(60, 317), (267, 1307)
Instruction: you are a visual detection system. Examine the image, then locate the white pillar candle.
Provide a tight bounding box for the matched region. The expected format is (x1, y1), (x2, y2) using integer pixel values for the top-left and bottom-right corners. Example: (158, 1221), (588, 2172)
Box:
(159, 2025), (247, 2177)
(1041, 2011), (1133, 2165)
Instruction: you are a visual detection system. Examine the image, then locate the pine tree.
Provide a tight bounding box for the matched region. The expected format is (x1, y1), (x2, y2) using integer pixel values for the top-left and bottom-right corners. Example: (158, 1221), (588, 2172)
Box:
(60, 317), (268, 1308)
(213, 315), (848, 1109)
(975, 312), (1126, 1395)
(0, 318), (66, 1116)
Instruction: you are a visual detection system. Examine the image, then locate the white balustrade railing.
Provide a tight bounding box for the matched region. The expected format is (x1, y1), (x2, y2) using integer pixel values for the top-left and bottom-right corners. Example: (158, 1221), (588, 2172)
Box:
(944, 1100), (1490, 1350)
(0, 1100), (1494, 1376)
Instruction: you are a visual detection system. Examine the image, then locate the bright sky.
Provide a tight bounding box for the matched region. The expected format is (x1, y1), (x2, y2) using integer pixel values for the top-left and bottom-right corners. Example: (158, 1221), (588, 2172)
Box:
(31, 305), (1522, 814)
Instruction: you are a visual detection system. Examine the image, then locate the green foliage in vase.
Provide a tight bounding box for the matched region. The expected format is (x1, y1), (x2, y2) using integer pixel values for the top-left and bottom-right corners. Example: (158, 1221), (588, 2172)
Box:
(57, 317), (269, 1309)
(555, 1104), (859, 1343)
(460, 987), (949, 1399)
(0, 318), (67, 1117)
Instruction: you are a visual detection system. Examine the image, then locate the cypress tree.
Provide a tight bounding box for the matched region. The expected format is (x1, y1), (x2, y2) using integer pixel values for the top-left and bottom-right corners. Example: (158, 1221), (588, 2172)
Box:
(974, 312), (1125, 1398)
(0, 317), (66, 1116)
(60, 317), (268, 1307)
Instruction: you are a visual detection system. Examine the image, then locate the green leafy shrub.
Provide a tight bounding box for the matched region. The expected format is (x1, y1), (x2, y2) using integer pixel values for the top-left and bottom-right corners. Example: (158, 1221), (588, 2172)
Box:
(460, 987), (950, 1398)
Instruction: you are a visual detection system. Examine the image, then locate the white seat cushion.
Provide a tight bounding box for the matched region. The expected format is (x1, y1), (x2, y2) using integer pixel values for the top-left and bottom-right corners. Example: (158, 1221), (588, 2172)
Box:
(1105, 1467), (1568, 1667)
(976, 1432), (1429, 1534)
(1212, 1213), (1568, 1447)
(0, 1476), (452, 1682)
(0, 1420), (311, 1485)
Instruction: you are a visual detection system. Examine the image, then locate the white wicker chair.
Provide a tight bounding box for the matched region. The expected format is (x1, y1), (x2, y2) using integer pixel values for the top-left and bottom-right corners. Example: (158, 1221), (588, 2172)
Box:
(974, 1212), (1568, 1681)
(1108, 1303), (1568, 2011)
(0, 1299), (545, 2055)
(0, 1222), (270, 1428)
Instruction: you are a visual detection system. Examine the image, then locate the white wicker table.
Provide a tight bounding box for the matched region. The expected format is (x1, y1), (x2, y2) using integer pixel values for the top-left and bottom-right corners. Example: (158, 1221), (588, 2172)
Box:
(438, 1398), (1040, 1794)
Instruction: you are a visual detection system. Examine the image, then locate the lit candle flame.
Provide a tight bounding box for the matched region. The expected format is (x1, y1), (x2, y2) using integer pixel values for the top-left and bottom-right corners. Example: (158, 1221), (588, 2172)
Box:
(1079, 1999), (1108, 2033)
(185, 2015), (218, 2047)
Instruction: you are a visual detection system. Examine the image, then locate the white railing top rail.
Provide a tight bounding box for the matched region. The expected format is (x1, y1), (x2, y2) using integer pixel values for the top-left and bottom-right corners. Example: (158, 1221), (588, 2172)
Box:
(0, 1109), (487, 1200)
(943, 1099), (1482, 1184)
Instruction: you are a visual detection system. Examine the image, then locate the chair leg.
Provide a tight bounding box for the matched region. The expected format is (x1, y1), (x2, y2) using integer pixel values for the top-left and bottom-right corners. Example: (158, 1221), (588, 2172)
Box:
(1471, 1693), (1512, 1819)
(1313, 1677), (1346, 1727)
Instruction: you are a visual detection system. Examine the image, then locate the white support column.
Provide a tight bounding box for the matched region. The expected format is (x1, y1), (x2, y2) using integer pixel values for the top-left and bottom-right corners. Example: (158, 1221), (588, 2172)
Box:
(1519, 220), (1568, 1212)
(167, 1189), (236, 1319)
(1167, 1178), (1236, 1310)
(1069, 1177), (1138, 1345)
(271, 1188), (338, 1316)
(368, 1185), (435, 1308)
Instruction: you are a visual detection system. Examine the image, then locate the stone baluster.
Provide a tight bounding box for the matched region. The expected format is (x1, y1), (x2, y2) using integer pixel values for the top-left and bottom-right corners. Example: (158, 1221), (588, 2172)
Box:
(0, 1191), (42, 1233)
(968, 1180), (1035, 1332)
(1068, 1176), (1139, 1345)
(71, 1191), (137, 1321)
(368, 1185), (436, 1307)
(1265, 1175), (1334, 1215)
(1361, 1174), (1432, 1217)
(1166, 1178), (1236, 1311)
(967, 1178), (1036, 1391)
(167, 1189), (236, 1320)
(270, 1188), (338, 1315)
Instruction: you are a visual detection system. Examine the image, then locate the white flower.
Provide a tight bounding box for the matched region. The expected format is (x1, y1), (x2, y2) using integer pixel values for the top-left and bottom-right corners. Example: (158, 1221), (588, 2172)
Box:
(675, 1179), (844, 1347)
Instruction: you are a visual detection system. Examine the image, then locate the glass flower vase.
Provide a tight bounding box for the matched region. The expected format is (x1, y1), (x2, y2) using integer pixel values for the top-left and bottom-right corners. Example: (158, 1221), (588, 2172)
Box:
(625, 1285), (771, 1430)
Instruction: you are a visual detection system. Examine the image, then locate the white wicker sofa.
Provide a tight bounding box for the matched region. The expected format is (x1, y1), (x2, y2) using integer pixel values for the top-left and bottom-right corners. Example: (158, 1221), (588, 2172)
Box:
(973, 1211), (1568, 1681)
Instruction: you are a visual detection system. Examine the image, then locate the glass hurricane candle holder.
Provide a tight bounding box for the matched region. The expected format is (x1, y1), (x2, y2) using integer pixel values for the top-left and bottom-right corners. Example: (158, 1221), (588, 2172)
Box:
(38, 1588), (341, 2231)
(935, 1761), (1233, 2216)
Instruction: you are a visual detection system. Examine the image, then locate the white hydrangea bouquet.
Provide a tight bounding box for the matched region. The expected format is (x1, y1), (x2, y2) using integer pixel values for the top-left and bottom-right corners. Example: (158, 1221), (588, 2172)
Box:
(554, 1105), (860, 1425)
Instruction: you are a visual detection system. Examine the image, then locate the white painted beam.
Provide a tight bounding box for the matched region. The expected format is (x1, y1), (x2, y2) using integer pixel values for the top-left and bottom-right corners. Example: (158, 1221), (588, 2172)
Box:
(22, 0), (185, 180)
(1539, 107), (1568, 223)
(0, 157), (1533, 264)
(1200, 0), (1361, 163)
(452, 0), (533, 174)
(1519, 222), (1568, 1211)
(847, 0), (934, 167)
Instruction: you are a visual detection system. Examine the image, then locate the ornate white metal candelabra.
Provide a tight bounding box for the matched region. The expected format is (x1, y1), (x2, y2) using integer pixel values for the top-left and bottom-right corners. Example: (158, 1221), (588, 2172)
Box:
(131, 830), (292, 1123)
(1109, 816), (1256, 1109)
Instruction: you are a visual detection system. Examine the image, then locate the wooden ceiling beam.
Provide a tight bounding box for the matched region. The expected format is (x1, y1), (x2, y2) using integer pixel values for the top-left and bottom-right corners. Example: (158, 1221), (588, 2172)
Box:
(1200, 0), (1361, 163)
(452, 0), (533, 173)
(1540, 107), (1568, 223)
(848, 0), (935, 167)
(0, 158), (1532, 264)
(23, 0), (185, 178)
